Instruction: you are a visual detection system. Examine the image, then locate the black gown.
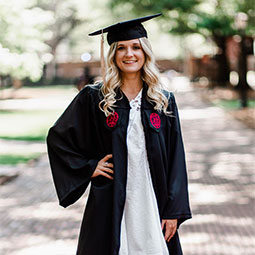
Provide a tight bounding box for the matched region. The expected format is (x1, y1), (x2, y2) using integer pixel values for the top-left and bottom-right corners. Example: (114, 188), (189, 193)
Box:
(46, 83), (192, 255)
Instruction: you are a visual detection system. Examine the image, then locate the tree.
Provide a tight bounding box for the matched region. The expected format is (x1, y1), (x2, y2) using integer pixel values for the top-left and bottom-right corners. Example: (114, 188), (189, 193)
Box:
(109, 0), (255, 87)
(0, 0), (52, 83)
(34, 0), (87, 81)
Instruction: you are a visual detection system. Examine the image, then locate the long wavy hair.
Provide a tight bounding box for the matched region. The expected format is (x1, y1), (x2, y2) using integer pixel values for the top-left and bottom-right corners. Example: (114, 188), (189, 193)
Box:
(99, 37), (171, 117)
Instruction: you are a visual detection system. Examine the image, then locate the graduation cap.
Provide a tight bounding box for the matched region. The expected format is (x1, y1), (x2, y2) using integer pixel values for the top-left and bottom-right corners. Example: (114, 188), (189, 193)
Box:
(89, 13), (162, 45)
(88, 13), (162, 83)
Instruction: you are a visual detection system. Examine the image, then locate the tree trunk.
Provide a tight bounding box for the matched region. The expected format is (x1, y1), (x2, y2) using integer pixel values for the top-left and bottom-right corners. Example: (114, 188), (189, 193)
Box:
(236, 36), (251, 91)
(0, 76), (4, 100)
(12, 79), (23, 89)
(45, 47), (57, 82)
(235, 35), (252, 108)
(45, 61), (56, 82)
(212, 35), (230, 86)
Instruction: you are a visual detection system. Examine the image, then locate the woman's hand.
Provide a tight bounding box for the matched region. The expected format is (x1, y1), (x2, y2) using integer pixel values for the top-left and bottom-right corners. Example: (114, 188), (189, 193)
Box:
(161, 219), (177, 242)
(91, 154), (114, 180)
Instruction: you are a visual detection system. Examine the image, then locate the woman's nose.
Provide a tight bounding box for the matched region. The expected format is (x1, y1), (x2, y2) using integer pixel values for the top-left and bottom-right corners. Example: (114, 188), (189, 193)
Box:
(125, 47), (134, 57)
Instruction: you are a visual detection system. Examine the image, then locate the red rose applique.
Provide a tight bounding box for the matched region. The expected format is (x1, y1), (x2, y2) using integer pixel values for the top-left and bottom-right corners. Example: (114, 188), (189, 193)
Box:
(106, 112), (119, 127)
(150, 113), (161, 129)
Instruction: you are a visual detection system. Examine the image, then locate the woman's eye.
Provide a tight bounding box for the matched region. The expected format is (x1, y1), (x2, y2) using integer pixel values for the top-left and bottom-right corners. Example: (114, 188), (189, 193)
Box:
(133, 46), (141, 50)
(117, 47), (124, 50)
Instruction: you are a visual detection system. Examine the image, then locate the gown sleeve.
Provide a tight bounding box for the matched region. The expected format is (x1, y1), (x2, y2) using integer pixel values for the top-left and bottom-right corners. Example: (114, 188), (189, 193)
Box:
(163, 92), (192, 227)
(46, 86), (99, 208)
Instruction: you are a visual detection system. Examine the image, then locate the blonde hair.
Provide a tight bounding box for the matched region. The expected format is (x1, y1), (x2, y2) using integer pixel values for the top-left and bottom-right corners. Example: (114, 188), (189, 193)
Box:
(99, 37), (171, 116)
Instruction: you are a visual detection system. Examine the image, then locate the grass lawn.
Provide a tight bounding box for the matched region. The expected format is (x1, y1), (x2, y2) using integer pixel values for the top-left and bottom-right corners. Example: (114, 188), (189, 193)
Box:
(214, 99), (255, 110)
(0, 153), (41, 165)
(0, 85), (78, 165)
(0, 109), (63, 141)
(0, 85), (77, 141)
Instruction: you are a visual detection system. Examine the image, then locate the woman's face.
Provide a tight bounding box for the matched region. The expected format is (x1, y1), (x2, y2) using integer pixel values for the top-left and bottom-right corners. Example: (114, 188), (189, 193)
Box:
(115, 39), (145, 75)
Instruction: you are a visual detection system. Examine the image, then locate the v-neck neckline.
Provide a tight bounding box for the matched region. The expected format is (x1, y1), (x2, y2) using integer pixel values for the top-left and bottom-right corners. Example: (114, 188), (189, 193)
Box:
(114, 83), (154, 110)
(121, 88), (143, 103)
(129, 88), (143, 103)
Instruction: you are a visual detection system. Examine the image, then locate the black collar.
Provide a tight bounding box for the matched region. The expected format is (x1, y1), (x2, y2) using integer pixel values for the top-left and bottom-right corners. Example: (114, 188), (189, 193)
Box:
(114, 83), (154, 110)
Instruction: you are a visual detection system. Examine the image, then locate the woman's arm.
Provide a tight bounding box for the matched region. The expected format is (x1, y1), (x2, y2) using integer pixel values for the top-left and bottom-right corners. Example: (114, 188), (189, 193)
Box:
(47, 87), (99, 207)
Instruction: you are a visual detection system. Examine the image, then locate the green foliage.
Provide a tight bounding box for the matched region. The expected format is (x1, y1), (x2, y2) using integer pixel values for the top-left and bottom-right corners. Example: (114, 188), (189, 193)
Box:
(236, 0), (255, 34)
(0, 135), (46, 142)
(109, 0), (255, 38)
(214, 99), (255, 109)
(109, 0), (200, 13)
(34, 0), (92, 61)
(0, 154), (40, 165)
(0, 0), (53, 81)
(195, 12), (235, 36)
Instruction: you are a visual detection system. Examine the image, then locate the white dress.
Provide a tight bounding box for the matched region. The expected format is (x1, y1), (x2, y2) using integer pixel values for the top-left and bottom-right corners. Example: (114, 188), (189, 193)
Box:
(119, 89), (169, 255)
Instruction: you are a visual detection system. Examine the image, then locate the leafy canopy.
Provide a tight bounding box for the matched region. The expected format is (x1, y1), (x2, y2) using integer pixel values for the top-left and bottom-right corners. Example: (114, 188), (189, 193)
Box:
(0, 0), (53, 81)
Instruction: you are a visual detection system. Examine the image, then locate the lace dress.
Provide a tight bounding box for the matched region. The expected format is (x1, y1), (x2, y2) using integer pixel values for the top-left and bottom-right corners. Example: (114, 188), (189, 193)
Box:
(119, 89), (169, 255)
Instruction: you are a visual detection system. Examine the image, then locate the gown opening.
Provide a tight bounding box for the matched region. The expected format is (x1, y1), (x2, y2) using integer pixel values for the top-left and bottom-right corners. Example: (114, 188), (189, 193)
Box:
(119, 89), (169, 255)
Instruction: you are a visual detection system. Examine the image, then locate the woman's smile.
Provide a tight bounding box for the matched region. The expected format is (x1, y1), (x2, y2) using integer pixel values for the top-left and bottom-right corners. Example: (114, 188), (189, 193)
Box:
(122, 60), (137, 64)
(115, 39), (145, 74)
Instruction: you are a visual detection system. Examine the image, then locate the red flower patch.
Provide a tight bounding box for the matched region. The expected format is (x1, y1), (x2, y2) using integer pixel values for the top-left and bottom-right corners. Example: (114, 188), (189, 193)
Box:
(150, 113), (161, 129)
(106, 112), (119, 128)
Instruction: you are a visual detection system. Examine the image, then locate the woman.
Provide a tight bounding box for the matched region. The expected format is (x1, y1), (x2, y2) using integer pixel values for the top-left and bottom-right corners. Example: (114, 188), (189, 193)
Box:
(47, 14), (191, 255)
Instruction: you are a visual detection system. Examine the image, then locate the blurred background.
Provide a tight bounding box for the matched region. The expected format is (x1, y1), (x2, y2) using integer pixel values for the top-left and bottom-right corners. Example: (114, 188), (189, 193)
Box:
(0, 0), (254, 254)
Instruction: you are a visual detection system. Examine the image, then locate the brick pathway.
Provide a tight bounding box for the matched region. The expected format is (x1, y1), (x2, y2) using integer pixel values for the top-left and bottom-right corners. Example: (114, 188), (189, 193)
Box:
(0, 82), (254, 255)
(177, 89), (255, 255)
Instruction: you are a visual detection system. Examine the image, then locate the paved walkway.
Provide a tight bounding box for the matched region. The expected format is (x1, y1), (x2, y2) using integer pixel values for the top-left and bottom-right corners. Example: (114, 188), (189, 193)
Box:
(177, 88), (255, 255)
(0, 81), (254, 255)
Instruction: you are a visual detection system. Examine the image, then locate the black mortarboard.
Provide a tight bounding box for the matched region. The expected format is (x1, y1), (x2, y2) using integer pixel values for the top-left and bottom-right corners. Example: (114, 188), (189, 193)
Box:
(89, 13), (162, 45)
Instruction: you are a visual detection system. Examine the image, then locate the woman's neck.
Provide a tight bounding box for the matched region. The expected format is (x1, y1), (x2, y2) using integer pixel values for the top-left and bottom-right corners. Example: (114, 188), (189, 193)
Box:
(121, 72), (143, 93)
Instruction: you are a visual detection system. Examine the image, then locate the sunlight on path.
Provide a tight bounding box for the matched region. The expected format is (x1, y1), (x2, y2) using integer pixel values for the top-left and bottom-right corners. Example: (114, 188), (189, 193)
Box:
(0, 139), (46, 155)
(0, 79), (254, 255)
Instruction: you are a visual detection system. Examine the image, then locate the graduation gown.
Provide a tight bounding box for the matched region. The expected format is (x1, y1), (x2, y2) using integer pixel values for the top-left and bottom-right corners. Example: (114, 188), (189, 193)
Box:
(46, 83), (192, 255)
